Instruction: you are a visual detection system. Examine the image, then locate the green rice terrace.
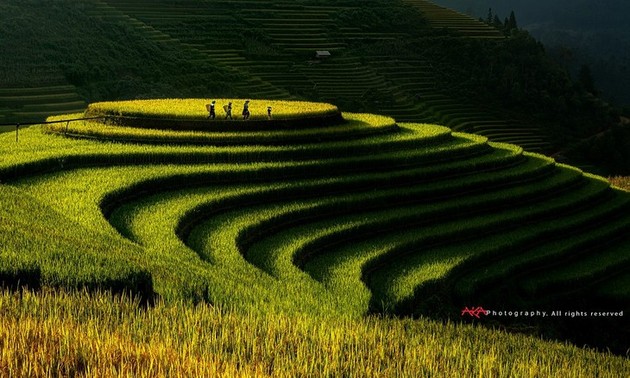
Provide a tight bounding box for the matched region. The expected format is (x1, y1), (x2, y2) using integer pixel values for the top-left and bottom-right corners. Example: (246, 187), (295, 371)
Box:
(4, 0), (600, 157)
(1, 99), (629, 375)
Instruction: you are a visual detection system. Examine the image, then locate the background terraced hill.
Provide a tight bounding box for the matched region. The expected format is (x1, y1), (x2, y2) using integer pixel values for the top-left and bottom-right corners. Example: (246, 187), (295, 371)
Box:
(94, 0), (556, 153)
(1, 100), (628, 353)
(2, 0), (623, 174)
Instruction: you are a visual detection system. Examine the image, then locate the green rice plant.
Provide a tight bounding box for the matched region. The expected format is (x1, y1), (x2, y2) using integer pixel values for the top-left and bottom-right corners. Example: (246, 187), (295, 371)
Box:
(396, 207), (628, 313)
(43, 111), (400, 144)
(0, 249), (40, 290)
(84, 98), (339, 121)
(2, 98), (629, 360)
(3, 121), (443, 168)
(439, 194), (630, 301)
(1, 122), (463, 186)
(46, 114), (397, 145)
(45, 133), (499, 308)
(244, 164), (581, 279)
(455, 203), (630, 303)
(100, 141), (505, 308)
(3, 109), (624, 316)
(232, 152), (554, 269)
(299, 167), (611, 313)
(111, 184), (337, 314)
(520, 236), (630, 298)
(10, 131), (492, 234)
(0, 186), (153, 299)
(171, 152), (544, 313)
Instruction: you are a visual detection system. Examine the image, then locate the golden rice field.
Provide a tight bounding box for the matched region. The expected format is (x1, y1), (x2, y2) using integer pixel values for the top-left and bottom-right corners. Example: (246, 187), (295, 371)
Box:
(84, 98), (339, 121)
(1, 289), (628, 378)
(43, 111), (396, 144)
(610, 176), (630, 191)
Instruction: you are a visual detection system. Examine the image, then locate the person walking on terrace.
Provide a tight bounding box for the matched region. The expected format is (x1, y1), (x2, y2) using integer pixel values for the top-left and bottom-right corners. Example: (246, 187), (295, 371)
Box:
(206, 100), (216, 119)
(242, 100), (251, 120)
(224, 102), (233, 119)
(267, 105), (272, 119)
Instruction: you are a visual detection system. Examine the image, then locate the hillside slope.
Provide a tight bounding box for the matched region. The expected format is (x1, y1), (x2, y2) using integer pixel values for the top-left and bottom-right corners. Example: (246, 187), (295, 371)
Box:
(1, 0), (621, 167)
(1, 100), (628, 352)
(0, 0), (260, 124)
(432, 0), (630, 106)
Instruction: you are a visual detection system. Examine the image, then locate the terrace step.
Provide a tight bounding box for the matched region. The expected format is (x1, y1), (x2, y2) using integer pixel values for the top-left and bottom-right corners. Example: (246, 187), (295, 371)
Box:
(520, 236), (630, 301)
(403, 0), (503, 38)
(242, 158), (569, 282)
(455, 196), (630, 309)
(368, 175), (616, 310)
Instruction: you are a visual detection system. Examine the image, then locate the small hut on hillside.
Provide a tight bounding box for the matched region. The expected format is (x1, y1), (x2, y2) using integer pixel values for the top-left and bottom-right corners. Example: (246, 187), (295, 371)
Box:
(314, 50), (331, 59)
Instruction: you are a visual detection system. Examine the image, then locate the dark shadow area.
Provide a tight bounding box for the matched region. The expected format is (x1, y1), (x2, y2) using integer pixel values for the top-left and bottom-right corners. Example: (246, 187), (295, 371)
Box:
(396, 279), (629, 357)
(0, 268), (158, 308)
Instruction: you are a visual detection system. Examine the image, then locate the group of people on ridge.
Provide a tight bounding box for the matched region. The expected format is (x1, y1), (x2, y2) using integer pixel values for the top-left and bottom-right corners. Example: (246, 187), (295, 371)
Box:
(206, 100), (272, 120)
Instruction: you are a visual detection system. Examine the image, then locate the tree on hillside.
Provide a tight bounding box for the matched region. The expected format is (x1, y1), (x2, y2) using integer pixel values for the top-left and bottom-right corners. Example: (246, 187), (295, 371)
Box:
(493, 15), (502, 29)
(485, 9), (518, 35)
(508, 11), (518, 30)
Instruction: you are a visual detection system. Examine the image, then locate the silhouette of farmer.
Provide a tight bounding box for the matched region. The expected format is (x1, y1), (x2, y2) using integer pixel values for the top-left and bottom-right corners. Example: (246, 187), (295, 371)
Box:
(206, 100), (216, 119)
(267, 105), (272, 119)
(224, 102), (232, 119)
(242, 100), (250, 120)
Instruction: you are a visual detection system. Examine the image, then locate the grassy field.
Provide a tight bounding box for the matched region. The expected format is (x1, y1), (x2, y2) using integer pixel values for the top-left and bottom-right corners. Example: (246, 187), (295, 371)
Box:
(1, 99), (629, 373)
(84, 99), (340, 121)
(1, 289), (628, 377)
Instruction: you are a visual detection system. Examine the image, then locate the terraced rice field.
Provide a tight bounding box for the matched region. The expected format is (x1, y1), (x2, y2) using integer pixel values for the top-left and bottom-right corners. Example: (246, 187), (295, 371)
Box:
(0, 85), (86, 126)
(95, 0), (292, 100)
(367, 56), (553, 152)
(92, 0), (546, 150)
(402, 0), (504, 38)
(3, 0), (556, 154)
(1, 99), (628, 356)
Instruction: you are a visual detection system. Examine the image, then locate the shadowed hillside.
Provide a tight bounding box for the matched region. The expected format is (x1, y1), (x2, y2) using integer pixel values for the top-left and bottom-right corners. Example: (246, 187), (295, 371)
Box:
(2, 0), (625, 175)
(432, 0), (630, 106)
